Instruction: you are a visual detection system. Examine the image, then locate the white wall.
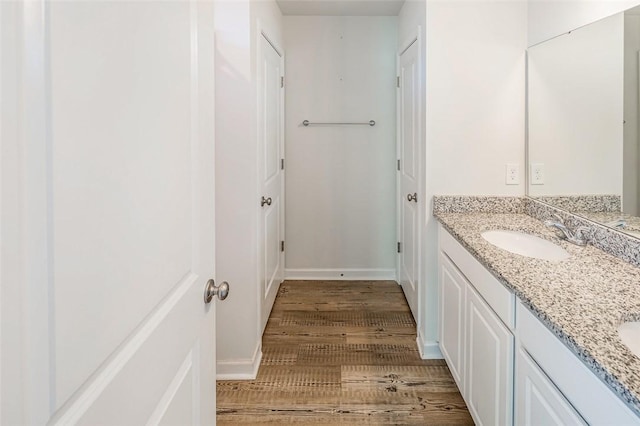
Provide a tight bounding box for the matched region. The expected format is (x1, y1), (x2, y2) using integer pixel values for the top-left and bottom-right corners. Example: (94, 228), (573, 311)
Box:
(528, 13), (624, 197)
(214, 0), (283, 377)
(528, 0), (640, 46)
(419, 0), (527, 354)
(283, 16), (397, 279)
(426, 1), (527, 196)
(625, 14), (640, 215)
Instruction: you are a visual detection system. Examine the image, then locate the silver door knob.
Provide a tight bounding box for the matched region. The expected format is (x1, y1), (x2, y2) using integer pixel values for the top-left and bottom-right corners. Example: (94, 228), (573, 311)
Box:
(261, 196), (272, 207)
(407, 193), (417, 202)
(204, 279), (229, 304)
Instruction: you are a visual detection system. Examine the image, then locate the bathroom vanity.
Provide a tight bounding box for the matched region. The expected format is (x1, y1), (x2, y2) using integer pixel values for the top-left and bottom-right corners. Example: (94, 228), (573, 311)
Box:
(435, 205), (640, 425)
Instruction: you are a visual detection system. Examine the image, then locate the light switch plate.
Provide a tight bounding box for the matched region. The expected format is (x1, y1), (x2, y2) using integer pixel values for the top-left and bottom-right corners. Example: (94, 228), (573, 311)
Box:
(531, 163), (545, 185)
(505, 163), (519, 185)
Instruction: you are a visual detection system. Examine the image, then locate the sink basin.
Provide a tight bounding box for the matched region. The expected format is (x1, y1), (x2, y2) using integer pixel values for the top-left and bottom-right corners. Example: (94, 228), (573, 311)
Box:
(481, 230), (570, 261)
(618, 322), (640, 358)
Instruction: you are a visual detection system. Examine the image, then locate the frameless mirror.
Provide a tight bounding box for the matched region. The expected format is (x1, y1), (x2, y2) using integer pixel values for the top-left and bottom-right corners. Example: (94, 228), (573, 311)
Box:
(527, 6), (640, 238)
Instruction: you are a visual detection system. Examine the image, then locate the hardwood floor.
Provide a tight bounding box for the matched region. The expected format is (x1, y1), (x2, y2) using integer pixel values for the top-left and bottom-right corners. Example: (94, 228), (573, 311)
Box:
(217, 280), (473, 425)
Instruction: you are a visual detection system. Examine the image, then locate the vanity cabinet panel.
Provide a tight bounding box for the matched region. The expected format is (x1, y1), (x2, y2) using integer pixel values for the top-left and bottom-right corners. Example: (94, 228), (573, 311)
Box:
(516, 346), (586, 426)
(466, 284), (514, 426)
(439, 252), (466, 389)
(438, 224), (640, 425)
(439, 227), (515, 329)
(438, 225), (515, 426)
(516, 301), (639, 425)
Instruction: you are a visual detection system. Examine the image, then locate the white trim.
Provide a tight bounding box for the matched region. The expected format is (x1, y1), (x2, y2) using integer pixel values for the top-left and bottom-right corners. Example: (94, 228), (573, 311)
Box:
(417, 331), (443, 360)
(22, 1), (53, 422)
(284, 268), (396, 281)
(216, 343), (262, 380)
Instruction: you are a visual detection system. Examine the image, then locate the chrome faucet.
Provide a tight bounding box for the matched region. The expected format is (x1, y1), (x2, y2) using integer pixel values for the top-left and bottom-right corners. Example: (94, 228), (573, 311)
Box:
(544, 214), (589, 246)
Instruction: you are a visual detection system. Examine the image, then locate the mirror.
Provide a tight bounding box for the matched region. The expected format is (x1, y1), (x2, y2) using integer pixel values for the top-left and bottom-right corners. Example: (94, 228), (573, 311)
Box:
(527, 6), (640, 238)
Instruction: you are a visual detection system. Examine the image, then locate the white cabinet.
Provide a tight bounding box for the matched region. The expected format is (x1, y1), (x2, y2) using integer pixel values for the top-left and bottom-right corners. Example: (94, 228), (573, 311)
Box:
(438, 224), (640, 426)
(515, 346), (586, 426)
(516, 301), (639, 425)
(438, 226), (515, 426)
(439, 253), (466, 388)
(466, 285), (514, 425)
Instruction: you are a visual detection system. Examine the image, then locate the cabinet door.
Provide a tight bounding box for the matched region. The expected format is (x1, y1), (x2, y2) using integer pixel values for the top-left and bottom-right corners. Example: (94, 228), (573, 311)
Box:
(466, 286), (514, 426)
(516, 347), (587, 426)
(439, 253), (466, 388)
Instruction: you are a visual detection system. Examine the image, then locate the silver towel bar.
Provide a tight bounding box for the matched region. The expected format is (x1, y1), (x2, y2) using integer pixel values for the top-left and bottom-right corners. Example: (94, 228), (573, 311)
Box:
(302, 120), (375, 127)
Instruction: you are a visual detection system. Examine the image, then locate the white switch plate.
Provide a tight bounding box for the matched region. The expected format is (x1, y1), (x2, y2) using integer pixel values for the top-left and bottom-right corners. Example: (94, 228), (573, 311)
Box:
(531, 163), (545, 185)
(505, 163), (519, 185)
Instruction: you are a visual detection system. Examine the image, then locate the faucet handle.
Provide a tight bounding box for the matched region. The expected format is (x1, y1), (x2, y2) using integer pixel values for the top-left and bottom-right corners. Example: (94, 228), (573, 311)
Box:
(568, 226), (590, 246)
(574, 226), (590, 239)
(550, 213), (564, 224)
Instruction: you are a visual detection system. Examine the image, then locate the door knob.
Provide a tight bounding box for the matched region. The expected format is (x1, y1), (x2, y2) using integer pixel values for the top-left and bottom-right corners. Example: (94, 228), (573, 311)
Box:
(204, 279), (229, 304)
(407, 193), (417, 202)
(261, 196), (272, 207)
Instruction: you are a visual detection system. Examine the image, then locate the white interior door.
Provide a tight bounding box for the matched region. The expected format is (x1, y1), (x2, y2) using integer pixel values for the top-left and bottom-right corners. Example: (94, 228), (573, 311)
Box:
(1, 1), (218, 424)
(398, 38), (421, 320)
(258, 34), (285, 332)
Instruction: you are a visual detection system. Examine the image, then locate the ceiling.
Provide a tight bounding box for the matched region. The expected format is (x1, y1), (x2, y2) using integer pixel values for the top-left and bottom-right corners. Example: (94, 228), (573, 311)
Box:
(276, 0), (406, 16)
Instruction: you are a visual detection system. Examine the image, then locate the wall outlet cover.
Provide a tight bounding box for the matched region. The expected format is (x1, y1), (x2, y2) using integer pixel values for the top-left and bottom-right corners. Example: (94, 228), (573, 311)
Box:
(505, 163), (519, 185)
(531, 163), (545, 185)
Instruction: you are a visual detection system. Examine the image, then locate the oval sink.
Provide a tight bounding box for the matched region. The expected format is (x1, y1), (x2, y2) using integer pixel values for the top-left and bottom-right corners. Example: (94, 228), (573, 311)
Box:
(618, 322), (640, 358)
(481, 230), (570, 261)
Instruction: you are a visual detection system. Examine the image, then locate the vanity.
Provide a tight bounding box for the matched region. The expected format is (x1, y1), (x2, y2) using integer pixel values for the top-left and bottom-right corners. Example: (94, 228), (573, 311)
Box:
(435, 203), (640, 425)
(432, 4), (640, 424)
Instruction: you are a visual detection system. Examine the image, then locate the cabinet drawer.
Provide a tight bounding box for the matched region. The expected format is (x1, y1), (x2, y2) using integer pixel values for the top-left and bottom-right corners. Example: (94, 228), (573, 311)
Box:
(439, 224), (515, 329)
(516, 346), (586, 425)
(517, 301), (639, 425)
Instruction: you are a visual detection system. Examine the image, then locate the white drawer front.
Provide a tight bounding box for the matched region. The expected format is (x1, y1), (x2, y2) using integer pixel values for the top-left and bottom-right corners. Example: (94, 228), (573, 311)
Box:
(439, 224), (515, 330)
(516, 346), (586, 425)
(517, 301), (640, 425)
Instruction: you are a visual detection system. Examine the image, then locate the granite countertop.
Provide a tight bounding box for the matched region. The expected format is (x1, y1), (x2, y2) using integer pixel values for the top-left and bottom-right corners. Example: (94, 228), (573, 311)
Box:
(435, 211), (640, 416)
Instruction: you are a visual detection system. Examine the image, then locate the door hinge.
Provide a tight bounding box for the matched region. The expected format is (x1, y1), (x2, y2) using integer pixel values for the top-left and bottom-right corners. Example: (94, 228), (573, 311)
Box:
(397, 242), (402, 253)
(397, 76), (400, 88)
(281, 240), (285, 252)
(397, 159), (400, 171)
(281, 76), (284, 88)
(281, 158), (285, 170)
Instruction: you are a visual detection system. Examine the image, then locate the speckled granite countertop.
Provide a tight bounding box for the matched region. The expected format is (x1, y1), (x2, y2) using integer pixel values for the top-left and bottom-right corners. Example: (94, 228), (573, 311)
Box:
(435, 212), (640, 416)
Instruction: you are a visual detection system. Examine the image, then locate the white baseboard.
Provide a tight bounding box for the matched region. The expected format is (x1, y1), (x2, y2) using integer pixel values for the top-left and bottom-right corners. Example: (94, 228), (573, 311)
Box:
(417, 333), (443, 359)
(216, 343), (262, 380)
(284, 268), (396, 281)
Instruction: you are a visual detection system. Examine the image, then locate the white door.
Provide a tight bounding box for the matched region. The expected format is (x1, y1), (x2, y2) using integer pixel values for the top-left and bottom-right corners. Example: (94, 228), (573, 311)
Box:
(439, 254), (466, 389)
(466, 285), (514, 426)
(515, 347), (586, 425)
(1, 1), (218, 424)
(398, 38), (421, 319)
(258, 34), (285, 332)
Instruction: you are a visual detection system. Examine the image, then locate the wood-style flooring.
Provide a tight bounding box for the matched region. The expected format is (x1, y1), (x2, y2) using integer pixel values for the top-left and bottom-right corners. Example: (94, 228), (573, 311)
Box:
(217, 280), (473, 425)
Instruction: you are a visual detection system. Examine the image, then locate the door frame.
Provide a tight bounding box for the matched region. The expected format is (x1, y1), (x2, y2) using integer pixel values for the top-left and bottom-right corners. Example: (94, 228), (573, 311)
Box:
(396, 25), (424, 327)
(256, 22), (285, 334)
